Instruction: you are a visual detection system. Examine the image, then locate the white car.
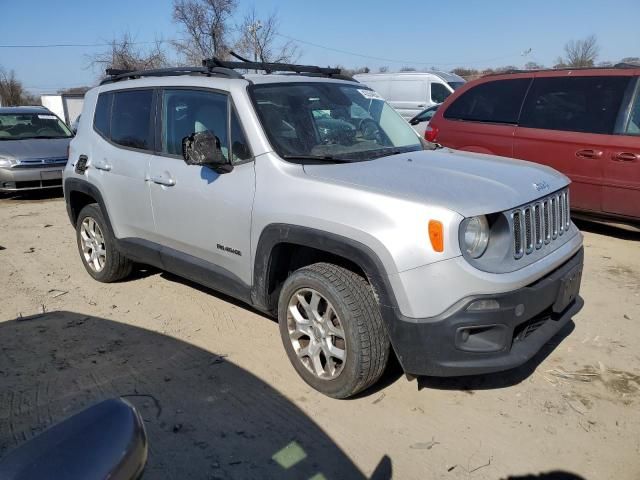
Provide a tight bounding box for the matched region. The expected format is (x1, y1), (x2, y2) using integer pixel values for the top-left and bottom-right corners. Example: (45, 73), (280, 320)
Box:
(409, 105), (439, 137)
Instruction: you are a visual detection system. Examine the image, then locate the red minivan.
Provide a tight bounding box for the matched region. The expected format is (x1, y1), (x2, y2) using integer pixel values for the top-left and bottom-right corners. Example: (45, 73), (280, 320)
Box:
(429, 65), (640, 225)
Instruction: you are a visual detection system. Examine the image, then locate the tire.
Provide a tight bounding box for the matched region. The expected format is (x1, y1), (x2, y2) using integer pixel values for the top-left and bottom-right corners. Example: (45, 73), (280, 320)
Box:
(278, 262), (390, 399)
(76, 203), (132, 283)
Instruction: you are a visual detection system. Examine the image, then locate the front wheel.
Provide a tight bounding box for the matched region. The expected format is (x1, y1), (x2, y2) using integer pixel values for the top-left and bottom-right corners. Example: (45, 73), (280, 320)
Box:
(277, 263), (390, 398)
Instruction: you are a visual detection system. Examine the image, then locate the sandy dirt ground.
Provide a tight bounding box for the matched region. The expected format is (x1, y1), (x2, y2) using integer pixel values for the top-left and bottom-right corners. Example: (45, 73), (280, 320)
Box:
(0, 191), (639, 480)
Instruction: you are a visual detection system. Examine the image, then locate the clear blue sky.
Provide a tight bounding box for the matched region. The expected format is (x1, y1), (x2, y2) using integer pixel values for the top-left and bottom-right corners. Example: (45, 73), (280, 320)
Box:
(1, 0), (638, 94)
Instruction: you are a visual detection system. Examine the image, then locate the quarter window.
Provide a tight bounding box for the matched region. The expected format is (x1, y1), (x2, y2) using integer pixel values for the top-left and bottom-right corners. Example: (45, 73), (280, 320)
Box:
(431, 83), (451, 104)
(444, 78), (530, 124)
(162, 89), (229, 160)
(230, 107), (252, 163)
(93, 93), (112, 138)
(519, 76), (631, 134)
(110, 90), (154, 150)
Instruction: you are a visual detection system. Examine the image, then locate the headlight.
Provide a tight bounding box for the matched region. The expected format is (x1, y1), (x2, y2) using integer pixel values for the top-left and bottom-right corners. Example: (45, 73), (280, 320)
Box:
(463, 215), (490, 258)
(0, 157), (13, 168)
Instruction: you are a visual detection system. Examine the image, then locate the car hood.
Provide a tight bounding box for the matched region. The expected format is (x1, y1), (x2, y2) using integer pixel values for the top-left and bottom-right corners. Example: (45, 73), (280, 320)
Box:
(302, 148), (569, 217)
(0, 138), (71, 160)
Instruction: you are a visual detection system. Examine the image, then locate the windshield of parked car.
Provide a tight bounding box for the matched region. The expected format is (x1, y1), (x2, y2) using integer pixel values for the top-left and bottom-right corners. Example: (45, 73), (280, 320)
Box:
(0, 113), (72, 140)
(250, 82), (422, 161)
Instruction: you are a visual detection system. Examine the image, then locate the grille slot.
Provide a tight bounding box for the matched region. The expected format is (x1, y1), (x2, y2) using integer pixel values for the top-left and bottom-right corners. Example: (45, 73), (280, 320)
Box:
(511, 188), (570, 260)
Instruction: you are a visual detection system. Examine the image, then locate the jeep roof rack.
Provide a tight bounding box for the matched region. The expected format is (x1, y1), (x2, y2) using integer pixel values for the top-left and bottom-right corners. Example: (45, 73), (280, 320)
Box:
(100, 65), (243, 85)
(203, 53), (355, 81)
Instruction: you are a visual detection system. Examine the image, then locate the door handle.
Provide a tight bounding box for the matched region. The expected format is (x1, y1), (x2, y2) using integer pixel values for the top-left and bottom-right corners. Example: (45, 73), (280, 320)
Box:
(93, 160), (112, 171)
(417, 104), (426, 108)
(147, 175), (176, 187)
(612, 152), (639, 162)
(575, 149), (603, 159)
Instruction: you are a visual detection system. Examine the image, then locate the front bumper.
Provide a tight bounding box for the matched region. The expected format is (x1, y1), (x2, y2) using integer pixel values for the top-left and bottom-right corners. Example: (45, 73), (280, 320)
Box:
(384, 248), (584, 377)
(0, 166), (64, 191)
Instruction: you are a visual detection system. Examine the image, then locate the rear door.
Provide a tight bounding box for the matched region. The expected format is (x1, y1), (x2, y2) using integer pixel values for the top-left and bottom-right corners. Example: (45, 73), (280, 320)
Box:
(514, 74), (633, 214)
(438, 78), (531, 158)
(602, 76), (640, 219)
(388, 79), (429, 119)
(88, 89), (156, 240)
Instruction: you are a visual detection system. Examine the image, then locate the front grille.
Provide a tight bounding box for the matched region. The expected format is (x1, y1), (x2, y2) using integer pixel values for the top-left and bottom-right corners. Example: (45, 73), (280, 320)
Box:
(11, 157), (67, 169)
(511, 188), (570, 260)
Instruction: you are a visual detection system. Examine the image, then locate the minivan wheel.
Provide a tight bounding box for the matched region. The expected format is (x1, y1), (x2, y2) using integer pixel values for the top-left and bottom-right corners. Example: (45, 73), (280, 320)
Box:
(278, 262), (390, 399)
(76, 204), (132, 282)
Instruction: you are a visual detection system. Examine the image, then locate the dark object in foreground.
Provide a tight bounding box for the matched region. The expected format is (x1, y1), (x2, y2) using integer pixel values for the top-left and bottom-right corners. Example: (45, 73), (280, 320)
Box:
(0, 398), (147, 480)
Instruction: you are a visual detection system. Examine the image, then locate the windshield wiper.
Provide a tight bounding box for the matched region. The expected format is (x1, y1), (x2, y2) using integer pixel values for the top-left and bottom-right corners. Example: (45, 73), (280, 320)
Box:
(281, 154), (351, 163)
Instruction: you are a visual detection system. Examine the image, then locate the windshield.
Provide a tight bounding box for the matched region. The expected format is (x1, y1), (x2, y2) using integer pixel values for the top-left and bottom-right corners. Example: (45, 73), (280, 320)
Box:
(0, 113), (72, 140)
(448, 81), (465, 90)
(250, 82), (422, 161)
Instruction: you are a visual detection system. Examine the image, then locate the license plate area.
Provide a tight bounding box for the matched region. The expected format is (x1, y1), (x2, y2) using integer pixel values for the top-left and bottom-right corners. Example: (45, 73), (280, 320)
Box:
(553, 265), (582, 313)
(40, 170), (62, 180)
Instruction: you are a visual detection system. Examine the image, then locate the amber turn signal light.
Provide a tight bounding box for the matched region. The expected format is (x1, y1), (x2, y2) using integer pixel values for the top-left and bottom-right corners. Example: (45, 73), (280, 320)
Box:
(428, 220), (444, 253)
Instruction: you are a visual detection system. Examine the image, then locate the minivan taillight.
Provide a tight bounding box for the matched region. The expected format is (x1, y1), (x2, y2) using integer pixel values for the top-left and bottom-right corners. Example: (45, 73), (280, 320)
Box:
(425, 125), (439, 143)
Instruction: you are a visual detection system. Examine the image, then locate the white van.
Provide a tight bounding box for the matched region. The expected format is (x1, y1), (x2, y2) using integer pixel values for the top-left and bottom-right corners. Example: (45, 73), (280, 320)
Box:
(353, 71), (465, 119)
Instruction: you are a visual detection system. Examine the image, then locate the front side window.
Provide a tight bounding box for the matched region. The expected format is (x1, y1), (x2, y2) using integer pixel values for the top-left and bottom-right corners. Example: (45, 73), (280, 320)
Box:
(162, 89), (229, 161)
(0, 112), (72, 140)
(250, 83), (422, 161)
(110, 90), (153, 150)
(444, 78), (531, 124)
(431, 83), (451, 103)
(519, 76), (631, 134)
(624, 88), (640, 135)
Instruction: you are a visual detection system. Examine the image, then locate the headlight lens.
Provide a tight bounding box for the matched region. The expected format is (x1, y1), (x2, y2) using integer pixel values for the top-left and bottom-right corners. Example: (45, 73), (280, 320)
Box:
(463, 216), (490, 258)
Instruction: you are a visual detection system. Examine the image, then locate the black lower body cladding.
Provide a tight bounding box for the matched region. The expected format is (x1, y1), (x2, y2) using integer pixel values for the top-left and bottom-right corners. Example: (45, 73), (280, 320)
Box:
(385, 248), (584, 377)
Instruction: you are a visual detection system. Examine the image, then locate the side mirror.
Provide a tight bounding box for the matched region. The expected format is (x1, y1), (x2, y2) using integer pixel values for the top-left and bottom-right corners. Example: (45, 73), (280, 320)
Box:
(409, 118), (420, 126)
(182, 131), (233, 174)
(0, 398), (148, 480)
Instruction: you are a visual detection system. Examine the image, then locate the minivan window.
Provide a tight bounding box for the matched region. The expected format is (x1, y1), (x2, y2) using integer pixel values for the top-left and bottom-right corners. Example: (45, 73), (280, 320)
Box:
(431, 83), (451, 103)
(110, 90), (153, 150)
(93, 93), (112, 138)
(448, 81), (465, 90)
(444, 78), (531, 124)
(624, 89), (640, 135)
(519, 76), (631, 135)
(162, 89), (229, 160)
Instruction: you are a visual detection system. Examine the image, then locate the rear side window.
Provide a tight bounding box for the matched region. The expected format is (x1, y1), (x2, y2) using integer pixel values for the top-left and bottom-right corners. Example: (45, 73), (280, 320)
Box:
(431, 83), (451, 103)
(110, 90), (154, 150)
(93, 93), (112, 138)
(444, 78), (531, 124)
(520, 76), (631, 134)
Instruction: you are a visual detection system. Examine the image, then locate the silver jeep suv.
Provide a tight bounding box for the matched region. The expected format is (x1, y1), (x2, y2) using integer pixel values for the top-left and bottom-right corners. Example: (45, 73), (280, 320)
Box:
(63, 60), (584, 398)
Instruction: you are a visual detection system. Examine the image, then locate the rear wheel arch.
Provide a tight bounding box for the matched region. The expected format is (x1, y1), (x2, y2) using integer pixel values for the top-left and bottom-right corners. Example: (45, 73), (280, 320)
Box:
(64, 178), (115, 235)
(251, 224), (397, 314)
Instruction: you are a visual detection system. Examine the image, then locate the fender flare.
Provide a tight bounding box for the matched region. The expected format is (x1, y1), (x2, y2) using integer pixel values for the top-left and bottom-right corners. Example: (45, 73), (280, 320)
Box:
(251, 223), (399, 314)
(64, 178), (115, 236)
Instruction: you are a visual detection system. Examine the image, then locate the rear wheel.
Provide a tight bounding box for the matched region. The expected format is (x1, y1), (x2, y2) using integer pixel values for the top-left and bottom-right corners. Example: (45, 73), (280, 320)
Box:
(76, 204), (132, 282)
(278, 262), (390, 399)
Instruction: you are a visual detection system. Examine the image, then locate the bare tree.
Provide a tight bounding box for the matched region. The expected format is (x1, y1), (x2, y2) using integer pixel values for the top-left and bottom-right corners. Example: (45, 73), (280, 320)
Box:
(90, 33), (168, 73)
(0, 68), (38, 106)
(399, 66), (416, 72)
(559, 35), (599, 68)
(235, 7), (299, 64)
(524, 61), (544, 70)
(620, 57), (640, 65)
(172, 0), (237, 64)
(378, 66), (389, 73)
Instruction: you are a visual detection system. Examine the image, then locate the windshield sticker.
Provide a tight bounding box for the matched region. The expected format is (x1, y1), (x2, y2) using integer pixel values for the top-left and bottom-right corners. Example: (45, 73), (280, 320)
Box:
(357, 89), (383, 100)
(38, 115), (57, 120)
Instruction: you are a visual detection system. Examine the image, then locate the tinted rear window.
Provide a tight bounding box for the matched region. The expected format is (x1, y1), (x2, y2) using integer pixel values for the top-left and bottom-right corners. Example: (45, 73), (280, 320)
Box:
(93, 93), (112, 138)
(444, 78), (531, 124)
(519, 76), (631, 134)
(110, 90), (154, 150)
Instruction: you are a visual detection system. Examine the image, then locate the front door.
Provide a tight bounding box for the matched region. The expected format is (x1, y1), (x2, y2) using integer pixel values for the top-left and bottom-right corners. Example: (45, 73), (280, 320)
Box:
(602, 81), (640, 219)
(148, 88), (255, 290)
(513, 75), (632, 214)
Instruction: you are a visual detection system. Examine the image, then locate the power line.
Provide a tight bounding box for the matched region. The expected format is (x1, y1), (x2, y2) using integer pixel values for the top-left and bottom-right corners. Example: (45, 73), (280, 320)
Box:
(0, 40), (167, 49)
(275, 33), (521, 66)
